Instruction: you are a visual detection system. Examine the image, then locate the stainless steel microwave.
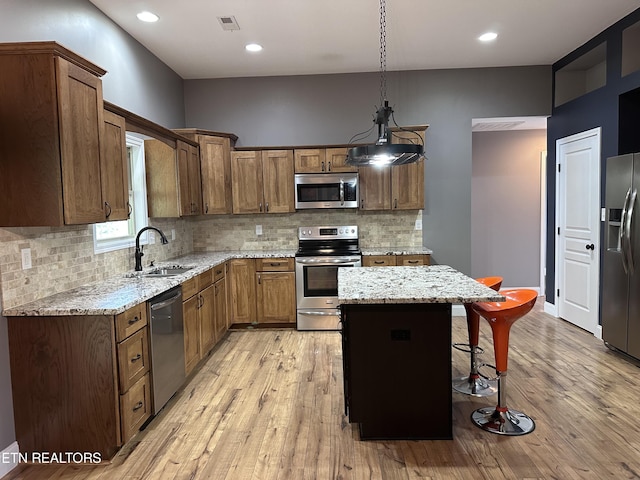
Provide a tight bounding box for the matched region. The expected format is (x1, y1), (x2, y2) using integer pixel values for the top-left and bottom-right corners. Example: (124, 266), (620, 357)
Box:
(294, 173), (359, 209)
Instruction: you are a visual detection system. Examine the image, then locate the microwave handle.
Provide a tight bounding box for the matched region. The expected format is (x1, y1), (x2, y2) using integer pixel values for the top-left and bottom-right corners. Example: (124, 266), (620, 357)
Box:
(340, 179), (344, 205)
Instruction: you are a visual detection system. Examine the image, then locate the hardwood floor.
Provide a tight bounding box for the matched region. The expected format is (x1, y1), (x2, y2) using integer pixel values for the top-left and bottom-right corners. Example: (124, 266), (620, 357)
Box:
(5, 300), (640, 480)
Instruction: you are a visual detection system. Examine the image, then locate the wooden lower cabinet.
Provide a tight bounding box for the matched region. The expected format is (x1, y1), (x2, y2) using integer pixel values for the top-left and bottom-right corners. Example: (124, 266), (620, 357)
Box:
(6, 301), (151, 459)
(363, 254), (431, 267)
(229, 259), (257, 323)
(183, 264), (229, 375)
(229, 257), (296, 325)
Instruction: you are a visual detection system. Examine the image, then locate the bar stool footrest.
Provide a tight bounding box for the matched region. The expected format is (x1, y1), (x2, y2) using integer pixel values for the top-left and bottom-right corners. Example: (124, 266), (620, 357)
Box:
(471, 407), (535, 436)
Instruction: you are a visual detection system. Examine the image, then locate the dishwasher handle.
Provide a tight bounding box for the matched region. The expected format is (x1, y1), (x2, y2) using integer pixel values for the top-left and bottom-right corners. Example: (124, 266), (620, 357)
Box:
(150, 290), (182, 311)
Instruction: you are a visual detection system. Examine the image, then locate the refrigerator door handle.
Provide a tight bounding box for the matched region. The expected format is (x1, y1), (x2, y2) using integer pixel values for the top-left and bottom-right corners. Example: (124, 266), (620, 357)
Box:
(625, 188), (637, 275)
(621, 188), (632, 274)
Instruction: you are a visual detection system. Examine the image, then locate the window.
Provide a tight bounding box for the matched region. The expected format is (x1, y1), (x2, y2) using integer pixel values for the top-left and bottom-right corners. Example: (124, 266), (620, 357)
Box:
(93, 133), (149, 253)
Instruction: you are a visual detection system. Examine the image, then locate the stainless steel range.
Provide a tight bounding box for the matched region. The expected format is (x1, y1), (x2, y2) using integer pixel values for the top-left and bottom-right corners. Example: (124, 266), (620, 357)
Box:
(295, 226), (361, 330)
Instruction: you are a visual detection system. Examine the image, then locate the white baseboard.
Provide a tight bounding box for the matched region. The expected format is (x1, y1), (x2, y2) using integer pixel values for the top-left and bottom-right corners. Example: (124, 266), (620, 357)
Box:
(544, 301), (558, 317)
(0, 441), (19, 477)
(595, 324), (603, 340)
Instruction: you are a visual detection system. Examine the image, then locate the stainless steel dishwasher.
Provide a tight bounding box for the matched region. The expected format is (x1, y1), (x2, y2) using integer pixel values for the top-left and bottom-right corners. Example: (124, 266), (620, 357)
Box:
(148, 286), (185, 415)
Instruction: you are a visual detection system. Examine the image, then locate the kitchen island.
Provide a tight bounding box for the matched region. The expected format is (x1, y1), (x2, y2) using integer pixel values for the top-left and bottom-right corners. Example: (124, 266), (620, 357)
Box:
(338, 265), (504, 440)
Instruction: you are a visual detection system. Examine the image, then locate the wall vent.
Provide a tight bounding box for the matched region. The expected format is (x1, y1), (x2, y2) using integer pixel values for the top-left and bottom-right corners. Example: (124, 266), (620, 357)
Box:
(472, 121), (526, 132)
(217, 16), (240, 31)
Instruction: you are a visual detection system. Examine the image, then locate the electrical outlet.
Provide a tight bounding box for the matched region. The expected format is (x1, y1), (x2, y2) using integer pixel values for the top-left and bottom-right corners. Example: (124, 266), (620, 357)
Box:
(414, 219), (422, 231)
(21, 248), (32, 270)
(256, 225), (263, 236)
(171, 229), (176, 240)
(149, 232), (155, 244)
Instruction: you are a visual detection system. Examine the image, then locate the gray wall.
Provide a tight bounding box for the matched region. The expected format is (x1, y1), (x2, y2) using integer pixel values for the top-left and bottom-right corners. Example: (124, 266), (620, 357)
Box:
(184, 66), (552, 272)
(0, 0), (185, 128)
(0, 0), (186, 454)
(471, 129), (546, 286)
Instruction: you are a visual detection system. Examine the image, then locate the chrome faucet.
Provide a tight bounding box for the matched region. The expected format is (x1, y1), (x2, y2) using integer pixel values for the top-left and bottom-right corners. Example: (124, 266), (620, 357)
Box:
(135, 226), (169, 271)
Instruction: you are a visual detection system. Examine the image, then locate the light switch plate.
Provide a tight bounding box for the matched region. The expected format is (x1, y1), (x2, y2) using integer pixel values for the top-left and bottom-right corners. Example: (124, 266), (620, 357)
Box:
(256, 225), (263, 235)
(414, 219), (422, 231)
(21, 248), (32, 270)
(171, 229), (176, 240)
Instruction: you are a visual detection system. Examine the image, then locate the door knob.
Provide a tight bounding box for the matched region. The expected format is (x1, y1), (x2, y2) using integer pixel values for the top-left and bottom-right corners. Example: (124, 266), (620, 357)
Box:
(586, 243), (595, 250)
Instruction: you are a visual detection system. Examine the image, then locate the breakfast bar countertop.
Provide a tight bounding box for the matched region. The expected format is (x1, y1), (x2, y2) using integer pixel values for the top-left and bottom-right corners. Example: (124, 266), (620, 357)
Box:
(338, 265), (505, 304)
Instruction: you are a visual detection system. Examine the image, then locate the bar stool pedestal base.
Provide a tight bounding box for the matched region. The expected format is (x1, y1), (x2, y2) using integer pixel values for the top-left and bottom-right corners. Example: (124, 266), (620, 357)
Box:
(471, 407), (535, 436)
(452, 375), (497, 397)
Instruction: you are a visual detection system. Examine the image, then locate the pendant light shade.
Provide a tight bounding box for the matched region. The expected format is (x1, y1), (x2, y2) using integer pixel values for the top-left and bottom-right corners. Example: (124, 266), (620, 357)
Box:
(346, 0), (425, 167)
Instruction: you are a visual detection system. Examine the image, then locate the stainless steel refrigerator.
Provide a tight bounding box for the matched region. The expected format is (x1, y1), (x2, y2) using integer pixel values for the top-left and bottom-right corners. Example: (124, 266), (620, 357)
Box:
(602, 153), (640, 359)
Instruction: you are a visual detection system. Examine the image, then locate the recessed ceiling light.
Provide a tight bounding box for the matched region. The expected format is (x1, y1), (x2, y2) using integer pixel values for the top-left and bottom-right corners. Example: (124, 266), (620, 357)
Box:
(245, 43), (263, 52)
(479, 32), (498, 42)
(137, 11), (159, 23)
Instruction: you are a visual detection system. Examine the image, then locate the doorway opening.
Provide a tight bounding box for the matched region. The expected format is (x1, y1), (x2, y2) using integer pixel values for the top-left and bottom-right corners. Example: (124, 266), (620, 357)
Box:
(471, 116), (548, 294)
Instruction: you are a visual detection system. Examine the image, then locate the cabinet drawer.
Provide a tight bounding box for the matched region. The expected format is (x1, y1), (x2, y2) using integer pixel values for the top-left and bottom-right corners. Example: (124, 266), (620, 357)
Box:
(398, 255), (430, 266)
(117, 327), (150, 393)
(198, 268), (214, 290)
(213, 263), (226, 283)
(256, 258), (294, 271)
(115, 303), (148, 342)
(362, 255), (397, 267)
(182, 276), (199, 300)
(120, 372), (152, 444)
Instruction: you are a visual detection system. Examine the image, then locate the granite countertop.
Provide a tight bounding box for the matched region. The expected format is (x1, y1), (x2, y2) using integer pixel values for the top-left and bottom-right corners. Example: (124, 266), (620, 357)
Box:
(338, 265), (505, 304)
(361, 247), (433, 256)
(3, 250), (296, 317)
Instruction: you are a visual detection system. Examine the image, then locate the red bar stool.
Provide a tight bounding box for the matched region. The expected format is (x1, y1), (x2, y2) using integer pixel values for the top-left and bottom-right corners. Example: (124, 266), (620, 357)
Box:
(453, 276), (503, 397)
(470, 289), (538, 435)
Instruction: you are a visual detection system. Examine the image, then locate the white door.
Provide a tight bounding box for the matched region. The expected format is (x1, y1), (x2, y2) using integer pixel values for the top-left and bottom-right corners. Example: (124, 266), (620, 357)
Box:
(556, 128), (601, 334)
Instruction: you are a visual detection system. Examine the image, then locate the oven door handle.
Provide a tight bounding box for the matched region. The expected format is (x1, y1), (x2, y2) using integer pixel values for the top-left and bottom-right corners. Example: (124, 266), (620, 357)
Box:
(298, 310), (341, 316)
(295, 257), (361, 265)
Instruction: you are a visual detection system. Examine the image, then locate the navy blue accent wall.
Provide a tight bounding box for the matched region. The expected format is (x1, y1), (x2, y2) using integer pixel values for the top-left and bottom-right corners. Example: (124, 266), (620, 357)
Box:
(546, 8), (640, 306)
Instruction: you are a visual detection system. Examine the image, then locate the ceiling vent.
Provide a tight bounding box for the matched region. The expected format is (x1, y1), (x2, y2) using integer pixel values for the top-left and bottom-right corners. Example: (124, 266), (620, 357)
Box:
(472, 121), (526, 132)
(217, 16), (240, 31)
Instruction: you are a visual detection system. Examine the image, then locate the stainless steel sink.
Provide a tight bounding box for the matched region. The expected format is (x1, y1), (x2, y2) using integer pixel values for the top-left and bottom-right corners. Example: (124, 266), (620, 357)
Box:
(142, 266), (193, 277)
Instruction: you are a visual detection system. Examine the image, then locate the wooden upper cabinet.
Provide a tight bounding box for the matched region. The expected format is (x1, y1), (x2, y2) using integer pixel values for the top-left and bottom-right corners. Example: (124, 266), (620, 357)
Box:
(172, 129), (236, 215)
(231, 151), (264, 214)
(359, 126), (427, 211)
(326, 147), (358, 172)
(176, 140), (202, 216)
(145, 139), (201, 218)
(294, 147), (357, 173)
(200, 135), (232, 214)
(262, 150), (295, 213)
(101, 110), (130, 221)
(294, 149), (326, 173)
(0, 42), (108, 226)
(359, 165), (392, 210)
(231, 150), (294, 214)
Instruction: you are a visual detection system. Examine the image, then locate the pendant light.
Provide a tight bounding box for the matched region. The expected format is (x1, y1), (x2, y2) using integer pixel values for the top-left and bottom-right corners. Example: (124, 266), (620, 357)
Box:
(346, 0), (425, 167)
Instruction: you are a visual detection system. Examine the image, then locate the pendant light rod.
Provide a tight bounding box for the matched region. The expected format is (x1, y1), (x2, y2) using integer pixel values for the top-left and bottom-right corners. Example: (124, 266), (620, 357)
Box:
(379, 0), (387, 105)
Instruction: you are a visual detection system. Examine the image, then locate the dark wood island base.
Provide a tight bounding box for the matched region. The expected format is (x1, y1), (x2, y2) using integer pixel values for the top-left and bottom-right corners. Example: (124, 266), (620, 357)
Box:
(341, 302), (453, 440)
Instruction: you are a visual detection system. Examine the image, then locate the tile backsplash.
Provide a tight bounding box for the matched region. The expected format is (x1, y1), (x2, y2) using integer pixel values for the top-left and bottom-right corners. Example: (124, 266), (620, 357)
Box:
(0, 218), (191, 310)
(0, 210), (422, 310)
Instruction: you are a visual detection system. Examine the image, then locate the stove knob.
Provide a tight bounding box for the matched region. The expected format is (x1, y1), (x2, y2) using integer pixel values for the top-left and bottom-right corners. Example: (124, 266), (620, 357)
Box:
(339, 228), (344, 234)
(351, 228), (355, 233)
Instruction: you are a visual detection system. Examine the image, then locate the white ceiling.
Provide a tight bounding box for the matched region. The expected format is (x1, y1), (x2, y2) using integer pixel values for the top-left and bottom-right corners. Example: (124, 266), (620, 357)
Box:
(89, 0), (638, 80)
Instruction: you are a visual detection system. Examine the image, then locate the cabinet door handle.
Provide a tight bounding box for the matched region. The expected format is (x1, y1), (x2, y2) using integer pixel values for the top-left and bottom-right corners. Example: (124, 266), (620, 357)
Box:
(132, 401), (144, 412)
(407, 260), (419, 264)
(361, 199), (364, 209)
(127, 202), (132, 219)
(104, 202), (112, 218)
(327, 161), (331, 171)
(131, 353), (142, 363)
(394, 198), (398, 209)
(215, 269), (223, 275)
(258, 274), (261, 284)
(374, 261), (385, 265)
(128, 315), (140, 325)
(270, 262), (281, 267)
(321, 161), (325, 172)
(266, 202), (269, 212)
(205, 203), (209, 214)
(259, 202), (262, 212)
